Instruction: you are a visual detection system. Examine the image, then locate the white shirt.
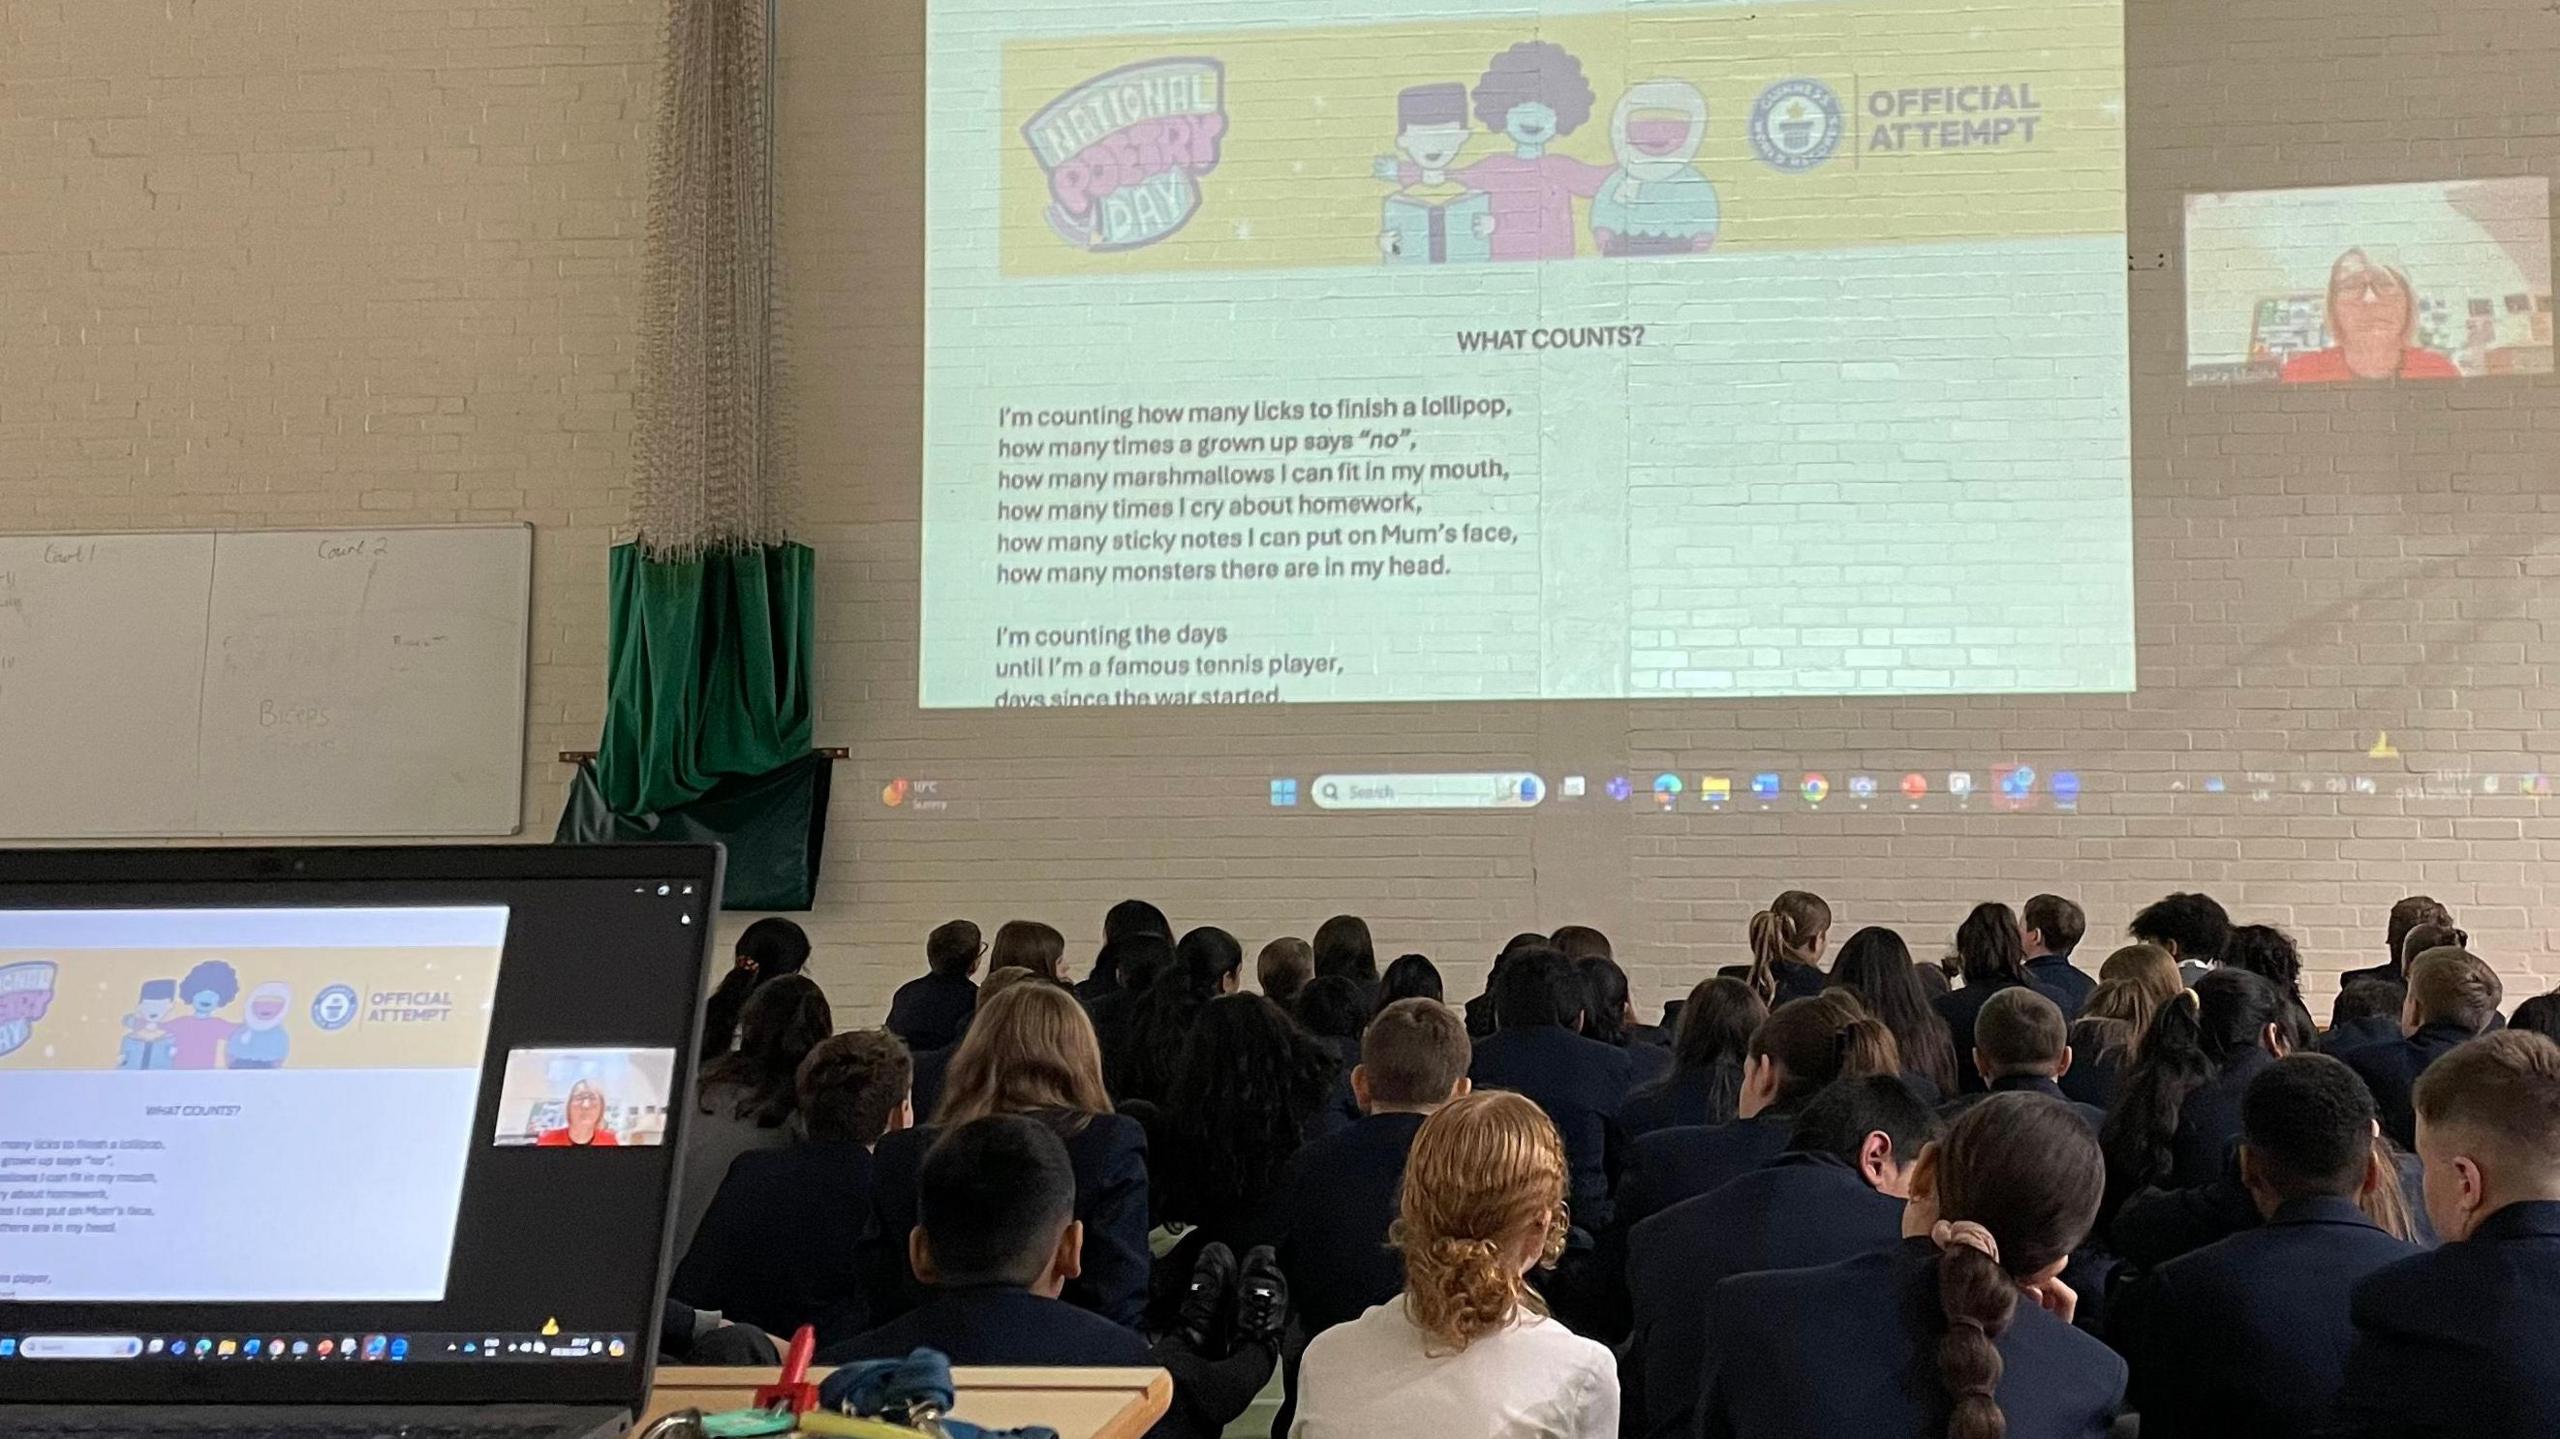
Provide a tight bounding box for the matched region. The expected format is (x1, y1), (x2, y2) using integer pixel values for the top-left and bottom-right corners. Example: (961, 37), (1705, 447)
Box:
(1290, 1296), (1619, 1439)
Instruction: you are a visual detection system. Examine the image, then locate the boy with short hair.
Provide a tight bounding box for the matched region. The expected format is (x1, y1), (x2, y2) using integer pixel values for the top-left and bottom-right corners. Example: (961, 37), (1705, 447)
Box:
(1256, 935), (1315, 1009)
(2334, 1032), (2560, 1436)
(886, 919), (983, 1052)
(2117, 1055), (2415, 1439)
(1960, 986), (2104, 1131)
(2342, 945), (2503, 1148)
(2021, 894), (2094, 1018)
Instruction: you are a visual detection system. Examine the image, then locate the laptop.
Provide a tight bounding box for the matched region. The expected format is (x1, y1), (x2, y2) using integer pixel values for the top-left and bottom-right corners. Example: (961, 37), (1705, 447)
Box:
(0, 844), (725, 1439)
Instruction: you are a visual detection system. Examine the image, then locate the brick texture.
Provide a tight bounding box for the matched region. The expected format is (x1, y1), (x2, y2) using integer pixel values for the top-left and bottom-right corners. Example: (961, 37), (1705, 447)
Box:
(6, 0), (2558, 1023)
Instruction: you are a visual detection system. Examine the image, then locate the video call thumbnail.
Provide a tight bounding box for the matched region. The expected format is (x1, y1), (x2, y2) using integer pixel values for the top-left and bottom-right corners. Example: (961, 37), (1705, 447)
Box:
(490, 1047), (675, 1149)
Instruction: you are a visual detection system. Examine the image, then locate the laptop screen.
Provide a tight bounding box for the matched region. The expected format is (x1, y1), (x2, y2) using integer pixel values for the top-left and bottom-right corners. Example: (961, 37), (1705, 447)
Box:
(0, 845), (722, 1412)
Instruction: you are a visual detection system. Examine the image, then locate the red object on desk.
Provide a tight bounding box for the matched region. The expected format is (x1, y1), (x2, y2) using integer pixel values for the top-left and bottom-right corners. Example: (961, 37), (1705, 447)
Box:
(750, 1326), (820, 1417)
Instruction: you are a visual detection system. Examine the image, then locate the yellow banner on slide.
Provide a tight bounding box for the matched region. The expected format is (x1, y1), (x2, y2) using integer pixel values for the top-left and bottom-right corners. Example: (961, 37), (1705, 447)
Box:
(0, 946), (498, 1072)
(998, 0), (2123, 276)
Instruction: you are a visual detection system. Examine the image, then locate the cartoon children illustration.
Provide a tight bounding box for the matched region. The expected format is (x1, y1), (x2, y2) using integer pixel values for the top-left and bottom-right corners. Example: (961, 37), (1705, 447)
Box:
(1381, 42), (1609, 262)
(160, 959), (241, 1070)
(1591, 79), (1720, 256)
(117, 979), (178, 1070)
(1375, 83), (1495, 264)
(224, 981), (294, 1069)
(535, 1080), (622, 1147)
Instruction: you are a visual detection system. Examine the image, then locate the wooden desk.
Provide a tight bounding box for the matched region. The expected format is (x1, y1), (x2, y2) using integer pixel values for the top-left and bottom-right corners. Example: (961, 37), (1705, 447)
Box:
(642, 1365), (1172, 1439)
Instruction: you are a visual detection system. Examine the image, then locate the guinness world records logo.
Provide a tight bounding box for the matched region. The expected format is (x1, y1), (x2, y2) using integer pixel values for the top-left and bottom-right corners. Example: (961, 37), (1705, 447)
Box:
(1750, 78), (1844, 172)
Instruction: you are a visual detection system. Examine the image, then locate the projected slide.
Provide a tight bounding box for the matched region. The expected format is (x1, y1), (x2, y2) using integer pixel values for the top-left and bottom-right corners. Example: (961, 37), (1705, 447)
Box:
(922, 0), (2132, 708)
(0, 908), (505, 1303)
(2187, 178), (2554, 385)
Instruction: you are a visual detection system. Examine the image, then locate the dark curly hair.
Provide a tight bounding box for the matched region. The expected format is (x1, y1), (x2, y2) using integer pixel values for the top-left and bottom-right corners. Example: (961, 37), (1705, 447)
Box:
(1161, 994), (1341, 1229)
(1471, 41), (1595, 137)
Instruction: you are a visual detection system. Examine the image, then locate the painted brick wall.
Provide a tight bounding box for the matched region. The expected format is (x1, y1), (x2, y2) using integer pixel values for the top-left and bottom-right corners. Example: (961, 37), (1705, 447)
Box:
(6, 0), (2558, 1025)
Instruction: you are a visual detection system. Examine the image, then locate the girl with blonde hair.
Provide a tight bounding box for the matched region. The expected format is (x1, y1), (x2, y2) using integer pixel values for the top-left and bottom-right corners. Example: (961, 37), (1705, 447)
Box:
(2060, 943), (2184, 1111)
(857, 982), (1150, 1328)
(1291, 1091), (1618, 1437)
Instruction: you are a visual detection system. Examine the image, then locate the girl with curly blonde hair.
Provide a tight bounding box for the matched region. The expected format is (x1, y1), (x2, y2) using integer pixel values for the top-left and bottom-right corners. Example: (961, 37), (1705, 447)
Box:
(1289, 1090), (1617, 1437)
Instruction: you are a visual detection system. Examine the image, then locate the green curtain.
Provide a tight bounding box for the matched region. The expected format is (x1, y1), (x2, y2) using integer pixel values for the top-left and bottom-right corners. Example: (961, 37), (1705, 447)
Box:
(594, 541), (816, 816)
(555, 751), (832, 911)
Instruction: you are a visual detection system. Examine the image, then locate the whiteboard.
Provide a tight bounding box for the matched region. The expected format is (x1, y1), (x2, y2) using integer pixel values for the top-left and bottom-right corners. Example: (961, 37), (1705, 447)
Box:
(0, 525), (532, 838)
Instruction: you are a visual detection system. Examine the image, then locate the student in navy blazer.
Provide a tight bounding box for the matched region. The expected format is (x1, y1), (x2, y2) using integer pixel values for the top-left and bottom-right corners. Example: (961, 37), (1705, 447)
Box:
(1695, 1094), (2124, 1439)
(2021, 894), (2097, 1020)
(2115, 1055), (2419, 1439)
(2335, 1031), (2560, 1438)
(2098, 968), (2288, 1226)
(856, 983), (1150, 1330)
(884, 920), (983, 1055)
(2320, 976), (2407, 1059)
(1933, 902), (2073, 1093)
(1616, 977), (1763, 1140)
(2335, 895), (2452, 994)
(1465, 947), (1632, 1221)
(1623, 1076), (1940, 1439)
(2340, 945), (2503, 1149)
(1946, 985), (2107, 1133)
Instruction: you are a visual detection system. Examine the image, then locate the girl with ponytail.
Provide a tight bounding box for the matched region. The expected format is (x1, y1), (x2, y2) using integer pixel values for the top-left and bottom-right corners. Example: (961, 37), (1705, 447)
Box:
(1696, 1093), (2124, 1439)
(2098, 966), (2289, 1219)
(1742, 890), (1834, 1005)
(1933, 901), (2070, 1094)
(699, 917), (812, 1062)
(1292, 1090), (1619, 1438)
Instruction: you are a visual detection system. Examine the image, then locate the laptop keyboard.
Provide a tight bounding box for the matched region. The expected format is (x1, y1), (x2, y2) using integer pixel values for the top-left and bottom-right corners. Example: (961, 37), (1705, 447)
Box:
(19, 1425), (572, 1439)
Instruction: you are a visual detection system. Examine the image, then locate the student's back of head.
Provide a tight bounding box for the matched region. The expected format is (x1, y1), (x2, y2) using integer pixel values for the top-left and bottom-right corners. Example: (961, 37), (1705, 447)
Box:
(1745, 890), (1833, 1002)
(1829, 926), (1960, 1096)
(2510, 992), (2560, 1046)
(2239, 1053), (2379, 1213)
(1094, 931), (1174, 998)
(991, 920), (1066, 983)
(1577, 955), (1636, 1045)
(1953, 902), (2029, 988)
(2129, 891), (2231, 965)
(2333, 975), (2407, 1032)
(916, 1113), (1079, 1289)
(2073, 943), (2183, 1068)
(701, 972), (834, 1125)
(1974, 986), (2069, 1081)
(2022, 894), (2085, 955)
(935, 981), (1111, 1128)
(1294, 974), (1370, 1042)
(1167, 994), (1342, 1217)
(926, 920), (983, 979)
(1393, 1090), (1567, 1350)
(1313, 914), (1378, 985)
(2407, 946), (2503, 1034)
(1650, 976), (1766, 1126)
(1118, 926), (1245, 1105)
(2101, 967), (2286, 1195)
(797, 1029), (915, 1144)
(701, 916), (814, 1060)
(1752, 991), (1899, 1112)
(1550, 924), (1612, 963)
(1091, 900), (1171, 990)
(1360, 999), (1473, 1113)
(1923, 1094), (2106, 1439)
(2222, 923), (2303, 1002)
(2412, 1030), (2560, 1241)
(1380, 953), (1444, 1008)
(1786, 1073), (1942, 1180)
(1493, 946), (1581, 1031)
(1257, 936), (1315, 1007)
(2386, 895), (2451, 968)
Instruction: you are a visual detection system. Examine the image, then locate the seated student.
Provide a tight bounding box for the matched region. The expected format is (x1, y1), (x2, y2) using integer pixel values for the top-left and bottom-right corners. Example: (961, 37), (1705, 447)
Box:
(2343, 944), (2504, 1149)
(859, 982), (1151, 1329)
(2334, 1031), (2560, 1437)
(1312, 913), (1382, 1012)
(1378, 952), (1443, 1007)
(2129, 890), (2232, 988)
(1613, 992), (1900, 1238)
(1469, 932), (1550, 1038)
(1618, 977), (1765, 1139)
(1145, 994), (1340, 1284)
(2321, 974), (2410, 1058)
(2022, 893), (2096, 1019)
(1079, 899), (1173, 1005)
(2114, 1054), (2417, 1439)
(1090, 930), (1175, 1096)
(675, 973), (833, 1252)
(1116, 926), (1247, 1107)
(2061, 943), (2183, 1112)
(1291, 1092), (1618, 1439)
(2224, 922), (2308, 1007)
(1696, 1093), (2124, 1439)
(1955, 986), (2106, 1132)
(886, 919), (983, 1054)
(1934, 901), (2073, 1093)
(990, 918), (1068, 985)
(2339, 893), (2451, 992)
(1826, 927), (1959, 1103)
(2099, 967), (2289, 1224)
(822, 1114), (1283, 1439)
(910, 966), (1044, 1122)
(699, 916), (813, 1062)
(1719, 890), (1833, 1006)
(2512, 990), (2560, 1045)
(1466, 946), (1633, 1223)
(1577, 954), (1673, 1087)
(1272, 999), (1472, 1437)
(1624, 1075), (1940, 1439)
(1257, 935), (1315, 1010)
(674, 1029), (914, 1340)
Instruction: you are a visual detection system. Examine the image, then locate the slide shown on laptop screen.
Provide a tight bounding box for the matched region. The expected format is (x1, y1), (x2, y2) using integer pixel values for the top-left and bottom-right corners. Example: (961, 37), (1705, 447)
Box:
(0, 907), (506, 1304)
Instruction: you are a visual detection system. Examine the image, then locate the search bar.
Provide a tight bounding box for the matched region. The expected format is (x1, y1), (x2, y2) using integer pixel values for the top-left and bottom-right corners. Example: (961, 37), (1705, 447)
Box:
(23, 1335), (144, 1359)
(1311, 773), (1547, 810)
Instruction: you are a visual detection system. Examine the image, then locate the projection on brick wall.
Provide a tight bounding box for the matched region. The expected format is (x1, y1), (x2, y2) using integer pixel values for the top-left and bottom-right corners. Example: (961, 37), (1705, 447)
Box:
(2186, 178), (2554, 386)
(919, 0), (2132, 708)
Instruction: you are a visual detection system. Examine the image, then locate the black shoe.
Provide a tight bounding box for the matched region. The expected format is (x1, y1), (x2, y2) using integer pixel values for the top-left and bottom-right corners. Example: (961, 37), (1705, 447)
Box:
(1235, 1245), (1289, 1354)
(1175, 1241), (1237, 1354)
